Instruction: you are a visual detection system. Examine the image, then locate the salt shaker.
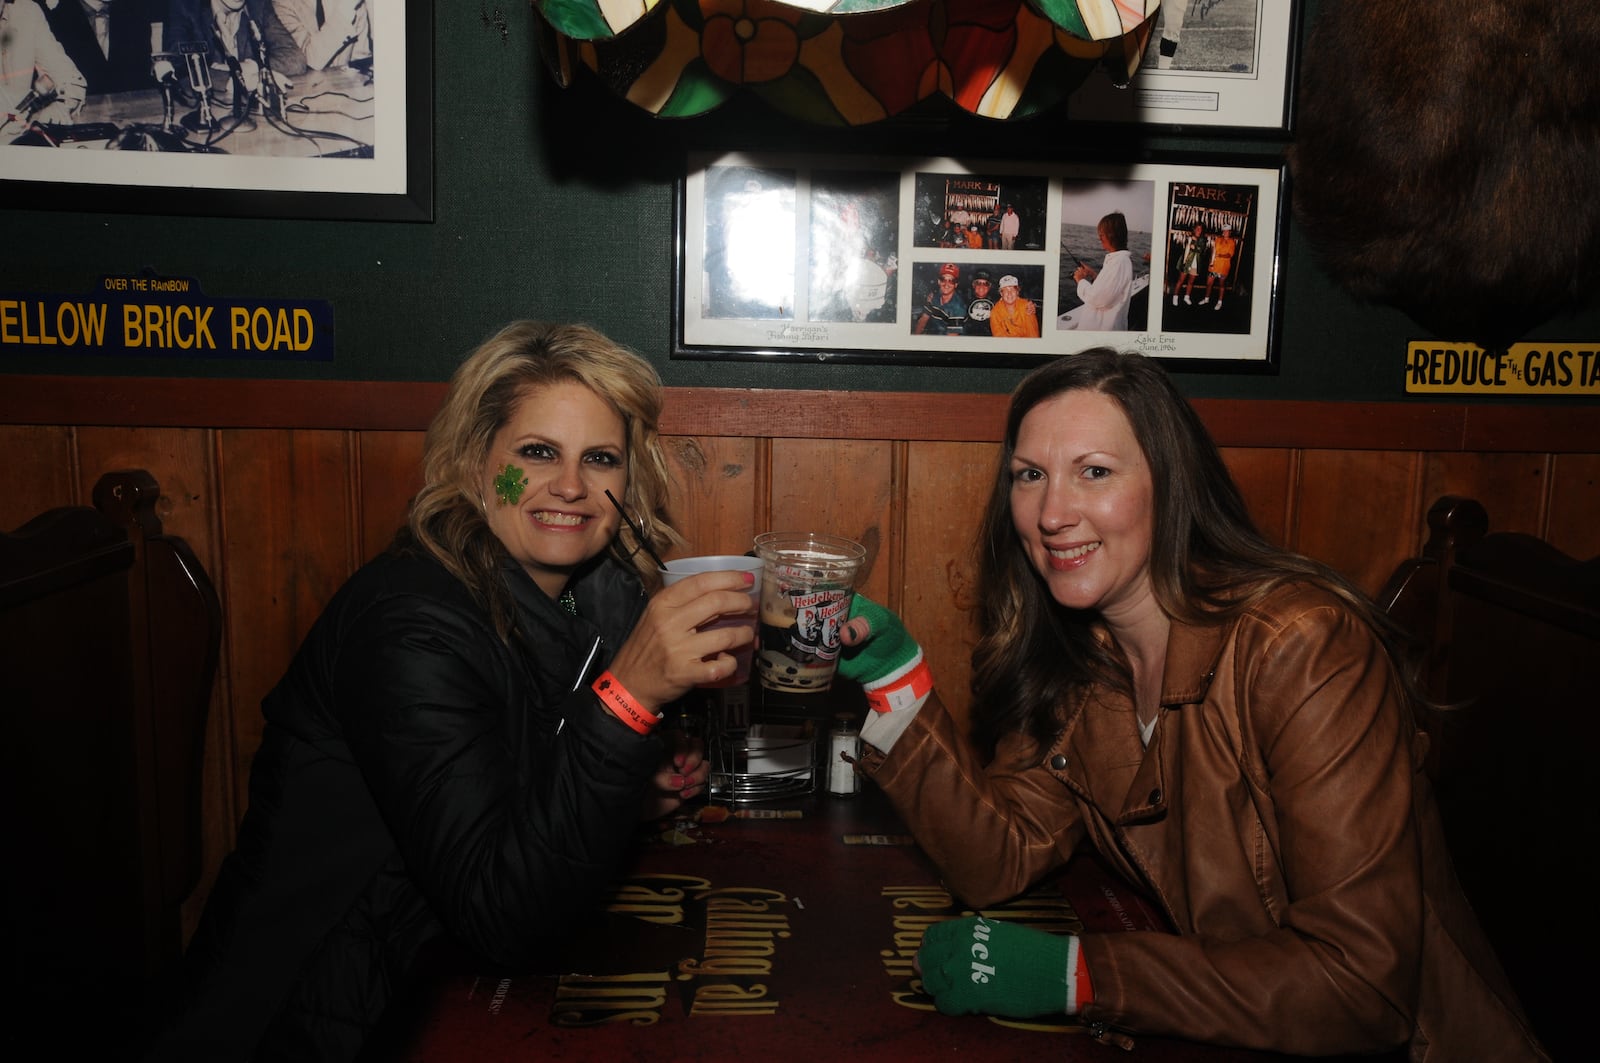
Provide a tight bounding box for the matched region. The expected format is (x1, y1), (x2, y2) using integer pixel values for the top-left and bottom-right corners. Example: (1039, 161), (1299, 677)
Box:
(827, 711), (860, 796)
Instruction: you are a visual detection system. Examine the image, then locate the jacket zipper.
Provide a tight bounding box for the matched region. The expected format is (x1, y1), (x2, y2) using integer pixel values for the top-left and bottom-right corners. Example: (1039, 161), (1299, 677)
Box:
(571, 635), (603, 692)
(556, 635), (604, 736)
(1089, 1022), (1135, 1050)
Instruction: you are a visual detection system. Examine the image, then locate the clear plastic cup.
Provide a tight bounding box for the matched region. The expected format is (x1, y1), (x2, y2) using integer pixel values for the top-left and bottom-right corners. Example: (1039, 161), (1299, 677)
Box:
(659, 555), (764, 688)
(752, 532), (867, 694)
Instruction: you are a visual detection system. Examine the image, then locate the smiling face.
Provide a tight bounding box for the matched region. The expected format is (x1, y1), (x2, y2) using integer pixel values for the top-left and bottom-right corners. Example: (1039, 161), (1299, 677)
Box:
(1009, 389), (1158, 630)
(483, 380), (627, 598)
(971, 279), (991, 299)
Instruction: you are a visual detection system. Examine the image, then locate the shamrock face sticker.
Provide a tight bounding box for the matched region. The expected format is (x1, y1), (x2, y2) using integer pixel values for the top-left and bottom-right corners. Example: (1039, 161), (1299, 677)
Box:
(493, 464), (528, 506)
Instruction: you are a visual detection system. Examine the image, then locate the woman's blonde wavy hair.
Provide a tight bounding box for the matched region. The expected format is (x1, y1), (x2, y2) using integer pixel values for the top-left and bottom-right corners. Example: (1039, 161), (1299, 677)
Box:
(399, 321), (682, 639)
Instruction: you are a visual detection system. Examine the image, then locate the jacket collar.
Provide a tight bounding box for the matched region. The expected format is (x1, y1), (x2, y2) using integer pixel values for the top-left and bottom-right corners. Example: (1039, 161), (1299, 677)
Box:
(1161, 613), (1229, 708)
(1054, 613), (1230, 822)
(499, 554), (646, 661)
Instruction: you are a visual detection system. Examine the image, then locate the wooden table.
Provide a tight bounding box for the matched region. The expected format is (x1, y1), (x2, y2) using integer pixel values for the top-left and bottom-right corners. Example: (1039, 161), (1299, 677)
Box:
(396, 777), (1295, 1062)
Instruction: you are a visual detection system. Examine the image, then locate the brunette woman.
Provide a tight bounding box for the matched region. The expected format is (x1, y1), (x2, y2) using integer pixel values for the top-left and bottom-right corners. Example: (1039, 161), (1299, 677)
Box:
(839, 350), (1547, 1059)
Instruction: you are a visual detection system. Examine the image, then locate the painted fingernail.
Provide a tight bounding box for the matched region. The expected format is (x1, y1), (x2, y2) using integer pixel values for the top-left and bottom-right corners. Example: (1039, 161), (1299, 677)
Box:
(742, 571), (755, 586)
(670, 774), (686, 789)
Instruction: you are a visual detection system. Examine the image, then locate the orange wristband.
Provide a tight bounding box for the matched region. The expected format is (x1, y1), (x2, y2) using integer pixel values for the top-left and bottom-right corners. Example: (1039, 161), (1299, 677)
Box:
(592, 671), (659, 735)
(863, 659), (935, 714)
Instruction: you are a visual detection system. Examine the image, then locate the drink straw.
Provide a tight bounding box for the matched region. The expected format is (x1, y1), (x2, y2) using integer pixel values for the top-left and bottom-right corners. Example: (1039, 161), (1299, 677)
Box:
(604, 489), (670, 573)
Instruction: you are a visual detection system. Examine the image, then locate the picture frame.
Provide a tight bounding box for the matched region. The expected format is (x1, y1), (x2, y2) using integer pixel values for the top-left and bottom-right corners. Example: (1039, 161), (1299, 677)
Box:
(0, 1), (432, 222)
(1067, 1), (1302, 134)
(675, 151), (1286, 371)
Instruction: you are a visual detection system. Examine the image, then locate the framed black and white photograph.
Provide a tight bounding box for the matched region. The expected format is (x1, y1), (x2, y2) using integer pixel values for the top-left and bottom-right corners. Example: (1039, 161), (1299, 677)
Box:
(0, 0), (431, 221)
(676, 151), (1285, 370)
(1067, 1), (1301, 133)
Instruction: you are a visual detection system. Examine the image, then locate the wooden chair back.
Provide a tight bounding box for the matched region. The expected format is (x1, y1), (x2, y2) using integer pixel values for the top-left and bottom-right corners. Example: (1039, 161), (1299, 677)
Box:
(1378, 494), (1597, 1061)
(0, 469), (221, 1043)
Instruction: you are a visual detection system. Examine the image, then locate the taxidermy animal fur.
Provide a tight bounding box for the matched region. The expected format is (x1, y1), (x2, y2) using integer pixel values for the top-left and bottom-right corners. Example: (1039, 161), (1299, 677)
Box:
(1289, 0), (1600, 347)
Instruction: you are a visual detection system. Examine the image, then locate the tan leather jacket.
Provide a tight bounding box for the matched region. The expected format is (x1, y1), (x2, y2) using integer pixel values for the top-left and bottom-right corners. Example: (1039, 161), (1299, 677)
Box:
(864, 582), (1546, 1060)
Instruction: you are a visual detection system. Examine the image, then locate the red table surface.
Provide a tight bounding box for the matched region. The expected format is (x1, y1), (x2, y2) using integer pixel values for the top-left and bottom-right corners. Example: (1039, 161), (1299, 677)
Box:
(397, 788), (1298, 1062)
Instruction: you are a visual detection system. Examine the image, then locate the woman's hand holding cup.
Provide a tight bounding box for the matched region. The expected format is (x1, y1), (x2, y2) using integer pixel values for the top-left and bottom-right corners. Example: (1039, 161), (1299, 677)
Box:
(606, 567), (760, 711)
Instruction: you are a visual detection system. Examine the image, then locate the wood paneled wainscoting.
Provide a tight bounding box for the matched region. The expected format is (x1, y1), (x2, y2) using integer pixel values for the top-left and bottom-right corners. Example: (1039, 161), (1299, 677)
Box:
(4, 376), (1597, 943)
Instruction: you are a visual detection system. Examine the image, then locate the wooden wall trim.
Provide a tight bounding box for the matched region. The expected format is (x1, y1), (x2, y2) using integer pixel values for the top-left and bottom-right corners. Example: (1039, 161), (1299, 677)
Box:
(2, 376), (449, 433)
(1460, 406), (1600, 451)
(1, 375), (1594, 451)
(661, 388), (1009, 442)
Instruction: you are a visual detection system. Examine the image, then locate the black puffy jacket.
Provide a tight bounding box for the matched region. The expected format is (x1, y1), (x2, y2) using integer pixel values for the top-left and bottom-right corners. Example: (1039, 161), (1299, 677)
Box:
(151, 549), (659, 1061)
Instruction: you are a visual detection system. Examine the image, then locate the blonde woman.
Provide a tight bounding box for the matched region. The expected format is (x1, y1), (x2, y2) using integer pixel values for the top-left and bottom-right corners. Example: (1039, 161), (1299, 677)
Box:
(154, 322), (747, 1060)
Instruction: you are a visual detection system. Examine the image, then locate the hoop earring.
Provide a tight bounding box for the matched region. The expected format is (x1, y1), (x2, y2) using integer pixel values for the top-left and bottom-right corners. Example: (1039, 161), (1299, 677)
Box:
(611, 501), (655, 565)
(615, 508), (647, 553)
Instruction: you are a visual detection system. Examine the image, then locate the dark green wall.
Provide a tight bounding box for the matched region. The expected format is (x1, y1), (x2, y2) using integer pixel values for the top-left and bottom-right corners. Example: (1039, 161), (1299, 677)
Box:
(3, 1), (1597, 400)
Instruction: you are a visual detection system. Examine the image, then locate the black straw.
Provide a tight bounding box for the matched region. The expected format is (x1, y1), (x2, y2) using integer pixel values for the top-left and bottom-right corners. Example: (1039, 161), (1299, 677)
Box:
(604, 489), (669, 573)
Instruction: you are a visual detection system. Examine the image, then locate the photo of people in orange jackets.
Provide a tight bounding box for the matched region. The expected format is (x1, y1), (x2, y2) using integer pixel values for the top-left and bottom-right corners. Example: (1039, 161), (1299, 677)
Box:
(1159, 180), (1257, 335)
(909, 262), (1044, 340)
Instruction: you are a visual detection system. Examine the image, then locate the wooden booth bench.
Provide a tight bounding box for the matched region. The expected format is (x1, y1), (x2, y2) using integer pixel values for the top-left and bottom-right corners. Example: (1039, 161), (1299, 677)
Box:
(1379, 495), (1598, 1062)
(0, 470), (222, 1050)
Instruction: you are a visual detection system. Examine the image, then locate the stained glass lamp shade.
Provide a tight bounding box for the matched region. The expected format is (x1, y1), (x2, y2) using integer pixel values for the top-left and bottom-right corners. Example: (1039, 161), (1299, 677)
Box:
(534, 0), (1162, 125)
